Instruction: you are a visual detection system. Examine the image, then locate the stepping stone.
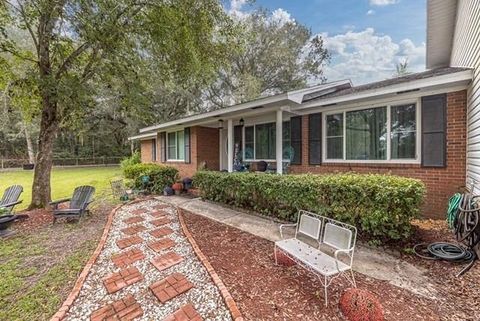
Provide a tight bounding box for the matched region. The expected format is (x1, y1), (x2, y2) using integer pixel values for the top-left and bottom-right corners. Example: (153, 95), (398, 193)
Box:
(162, 303), (203, 321)
(132, 208), (147, 215)
(112, 248), (145, 268)
(150, 210), (168, 218)
(116, 235), (143, 250)
(150, 217), (170, 227)
(121, 225), (147, 236)
(149, 272), (194, 304)
(123, 216), (145, 225)
(149, 227), (174, 238)
(103, 267), (143, 294)
(90, 294), (143, 321)
(151, 251), (184, 272)
(148, 238), (176, 253)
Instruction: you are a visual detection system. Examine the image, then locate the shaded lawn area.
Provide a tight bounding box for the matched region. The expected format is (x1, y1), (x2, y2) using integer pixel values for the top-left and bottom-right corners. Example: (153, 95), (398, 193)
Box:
(0, 166), (122, 210)
(0, 203), (113, 321)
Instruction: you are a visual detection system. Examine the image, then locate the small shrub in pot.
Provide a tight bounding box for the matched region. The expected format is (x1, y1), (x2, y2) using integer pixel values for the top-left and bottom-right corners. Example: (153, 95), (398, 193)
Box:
(339, 288), (384, 321)
(172, 182), (183, 195)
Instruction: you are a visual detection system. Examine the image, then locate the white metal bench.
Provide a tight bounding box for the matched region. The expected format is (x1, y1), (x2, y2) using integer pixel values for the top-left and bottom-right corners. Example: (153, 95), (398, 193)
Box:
(274, 210), (357, 306)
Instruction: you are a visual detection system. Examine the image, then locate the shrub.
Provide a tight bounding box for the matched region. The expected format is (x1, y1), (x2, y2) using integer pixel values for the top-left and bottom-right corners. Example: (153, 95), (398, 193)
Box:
(120, 151), (141, 172)
(193, 171), (425, 242)
(339, 288), (384, 321)
(123, 163), (178, 194)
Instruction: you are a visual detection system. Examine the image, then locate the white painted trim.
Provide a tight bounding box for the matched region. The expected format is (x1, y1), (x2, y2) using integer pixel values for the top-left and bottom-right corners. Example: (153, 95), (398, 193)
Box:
(227, 119), (234, 172)
(276, 110), (283, 174)
(166, 130), (185, 162)
(128, 133), (157, 141)
(322, 98), (421, 164)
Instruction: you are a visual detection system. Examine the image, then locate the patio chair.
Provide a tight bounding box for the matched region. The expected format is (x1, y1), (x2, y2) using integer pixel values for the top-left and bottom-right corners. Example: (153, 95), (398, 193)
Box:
(0, 185), (23, 215)
(50, 185), (95, 223)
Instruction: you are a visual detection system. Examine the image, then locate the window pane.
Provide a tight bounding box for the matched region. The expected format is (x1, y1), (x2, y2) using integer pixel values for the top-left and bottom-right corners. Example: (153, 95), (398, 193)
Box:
(152, 140), (157, 161)
(244, 126), (254, 159)
(177, 130), (185, 160)
(167, 132), (176, 159)
(346, 107), (387, 160)
(255, 123), (276, 159)
(391, 104), (416, 159)
(326, 114), (343, 159)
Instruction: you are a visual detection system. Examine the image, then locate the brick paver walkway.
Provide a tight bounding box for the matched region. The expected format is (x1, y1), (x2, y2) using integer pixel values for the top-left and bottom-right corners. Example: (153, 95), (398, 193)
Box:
(123, 216), (145, 224)
(149, 226), (174, 238)
(90, 294), (143, 321)
(116, 235), (143, 250)
(112, 248), (145, 268)
(149, 272), (194, 303)
(103, 267), (144, 294)
(150, 210), (168, 218)
(121, 225), (148, 235)
(150, 217), (170, 227)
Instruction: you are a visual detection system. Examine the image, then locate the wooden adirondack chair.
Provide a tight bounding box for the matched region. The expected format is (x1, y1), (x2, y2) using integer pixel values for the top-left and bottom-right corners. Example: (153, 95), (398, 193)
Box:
(0, 185), (23, 214)
(50, 185), (95, 223)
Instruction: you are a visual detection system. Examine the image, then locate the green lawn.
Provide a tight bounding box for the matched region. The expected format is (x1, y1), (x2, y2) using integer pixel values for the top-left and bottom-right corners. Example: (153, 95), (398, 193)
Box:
(0, 166), (122, 210)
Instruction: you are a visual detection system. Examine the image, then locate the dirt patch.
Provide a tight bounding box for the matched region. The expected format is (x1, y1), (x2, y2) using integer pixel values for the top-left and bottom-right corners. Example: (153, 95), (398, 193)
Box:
(182, 211), (443, 321)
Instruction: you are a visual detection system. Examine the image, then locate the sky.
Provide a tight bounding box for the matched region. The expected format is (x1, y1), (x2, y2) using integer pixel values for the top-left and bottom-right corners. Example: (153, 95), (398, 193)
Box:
(227, 0), (427, 85)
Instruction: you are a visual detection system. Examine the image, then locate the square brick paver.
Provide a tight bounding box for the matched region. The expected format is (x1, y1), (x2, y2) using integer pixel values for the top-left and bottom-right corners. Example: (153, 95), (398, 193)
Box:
(150, 210), (168, 218)
(162, 303), (202, 321)
(103, 267), (143, 294)
(150, 217), (170, 227)
(121, 225), (147, 236)
(90, 294), (143, 321)
(149, 227), (174, 238)
(123, 216), (145, 225)
(112, 248), (145, 268)
(149, 273), (194, 303)
(153, 204), (169, 210)
(151, 252), (184, 272)
(132, 208), (147, 215)
(148, 238), (176, 253)
(116, 235), (143, 250)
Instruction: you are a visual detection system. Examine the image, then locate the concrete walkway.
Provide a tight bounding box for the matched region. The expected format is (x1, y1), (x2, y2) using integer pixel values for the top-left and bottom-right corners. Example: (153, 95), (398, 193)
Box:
(156, 195), (438, 299)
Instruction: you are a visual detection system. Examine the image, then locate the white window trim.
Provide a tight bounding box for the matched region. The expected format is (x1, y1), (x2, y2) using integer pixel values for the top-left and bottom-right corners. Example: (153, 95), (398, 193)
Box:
(322, 98), (421, 164)
(242, 120), (291, 162)
(166, 129), (185, 162)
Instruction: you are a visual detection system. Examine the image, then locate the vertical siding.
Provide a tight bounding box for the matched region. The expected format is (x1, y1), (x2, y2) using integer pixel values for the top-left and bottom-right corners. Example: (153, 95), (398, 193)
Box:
(451, 0), (480, 186)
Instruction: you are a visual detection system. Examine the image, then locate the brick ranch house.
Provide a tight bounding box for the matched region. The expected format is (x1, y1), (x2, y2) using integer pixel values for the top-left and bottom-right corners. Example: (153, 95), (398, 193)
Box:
(130, 1), (479, 219)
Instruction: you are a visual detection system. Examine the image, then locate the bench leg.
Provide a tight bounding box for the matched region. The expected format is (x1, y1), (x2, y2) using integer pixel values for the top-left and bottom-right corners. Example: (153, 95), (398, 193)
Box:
(324, 275), (328, 306)
(274, 245), (278, 265)
(350, 269), (357, 288)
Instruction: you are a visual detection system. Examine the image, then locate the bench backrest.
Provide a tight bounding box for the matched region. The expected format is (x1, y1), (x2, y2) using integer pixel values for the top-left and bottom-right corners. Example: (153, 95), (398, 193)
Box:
(297, 213), (322, 239)
(323, 222), (353, 250)
(70, 185), (95, 210)
(1, 185), (23, 212)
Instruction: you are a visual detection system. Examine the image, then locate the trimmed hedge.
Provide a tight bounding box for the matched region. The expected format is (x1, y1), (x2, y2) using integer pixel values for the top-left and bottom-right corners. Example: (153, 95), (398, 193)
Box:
(193, 171), (426, 242)
(123, 163), (178, 194)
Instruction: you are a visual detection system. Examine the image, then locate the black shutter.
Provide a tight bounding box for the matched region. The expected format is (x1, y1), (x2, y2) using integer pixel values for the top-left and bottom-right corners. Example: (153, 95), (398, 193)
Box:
(309, 113), (322, 165)
(290, 116), (302, 164)
(421, 94), (447, 167)
(160, 132), (166, 163)
(184, 127), (191, 164)
(234, 125), (243, 158)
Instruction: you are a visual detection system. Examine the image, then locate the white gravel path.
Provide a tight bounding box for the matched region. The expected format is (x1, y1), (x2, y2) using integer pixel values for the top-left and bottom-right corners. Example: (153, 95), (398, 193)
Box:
(65, 199), (232, 321)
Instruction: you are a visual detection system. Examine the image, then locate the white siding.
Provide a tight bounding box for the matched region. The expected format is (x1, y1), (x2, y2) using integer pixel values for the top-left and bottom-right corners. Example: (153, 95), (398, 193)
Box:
(451, 0), (480, 186)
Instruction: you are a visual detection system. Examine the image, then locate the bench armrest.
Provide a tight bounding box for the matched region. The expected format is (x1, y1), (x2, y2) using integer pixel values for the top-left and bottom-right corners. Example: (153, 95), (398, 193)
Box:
(0, 200), (23, 208)
(49, 198), (70, 209)
(334, 248), (354, 272)
(279, 223), (297, 239)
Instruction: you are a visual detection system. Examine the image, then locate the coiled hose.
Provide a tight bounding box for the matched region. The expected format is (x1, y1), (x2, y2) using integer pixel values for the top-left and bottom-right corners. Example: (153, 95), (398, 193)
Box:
(414, 191), (479, 276)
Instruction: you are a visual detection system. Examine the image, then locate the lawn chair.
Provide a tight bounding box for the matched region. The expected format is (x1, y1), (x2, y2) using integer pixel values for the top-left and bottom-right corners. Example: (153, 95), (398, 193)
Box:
(50, 185), (95, 223)
(0, 185), (23, 215)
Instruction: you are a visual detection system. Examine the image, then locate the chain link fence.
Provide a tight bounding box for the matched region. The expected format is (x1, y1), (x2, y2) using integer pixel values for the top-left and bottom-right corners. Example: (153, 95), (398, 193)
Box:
(0, 156), (124, 170)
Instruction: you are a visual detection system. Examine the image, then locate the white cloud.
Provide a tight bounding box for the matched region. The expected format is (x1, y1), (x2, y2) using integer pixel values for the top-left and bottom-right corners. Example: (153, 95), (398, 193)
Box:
(228, 0), (248, 17)
(369, 0), (399, 6)
(270, 8), (294, 26)
(367, 9), (375, 15)
(320, 28), (425, 84)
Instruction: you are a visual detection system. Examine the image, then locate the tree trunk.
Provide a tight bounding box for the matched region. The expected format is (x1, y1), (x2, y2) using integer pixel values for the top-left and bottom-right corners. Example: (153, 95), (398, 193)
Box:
(23, 122), (35, 164)
(29, 98), (58, 209)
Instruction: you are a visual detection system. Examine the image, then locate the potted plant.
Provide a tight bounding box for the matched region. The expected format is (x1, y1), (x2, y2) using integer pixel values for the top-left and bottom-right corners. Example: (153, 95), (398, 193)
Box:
(182, 177), (193, 191)
(172, 182), (183, 195)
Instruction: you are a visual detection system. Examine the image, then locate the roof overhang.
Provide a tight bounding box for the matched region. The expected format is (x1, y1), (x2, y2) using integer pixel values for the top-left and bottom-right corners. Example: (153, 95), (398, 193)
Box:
(133, 80), (351, 136)
(299, 69), (472, 110)
(426, 0), (458, 69)
(127, 132), (157, 141)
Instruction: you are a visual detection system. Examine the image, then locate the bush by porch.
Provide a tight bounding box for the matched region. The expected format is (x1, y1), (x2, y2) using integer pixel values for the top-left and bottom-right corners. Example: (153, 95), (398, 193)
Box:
(193, 171), (426, 242)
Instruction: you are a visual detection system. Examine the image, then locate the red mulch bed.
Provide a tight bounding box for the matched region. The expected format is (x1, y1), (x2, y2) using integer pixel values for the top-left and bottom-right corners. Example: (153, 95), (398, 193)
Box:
(182, 211), (443, 321)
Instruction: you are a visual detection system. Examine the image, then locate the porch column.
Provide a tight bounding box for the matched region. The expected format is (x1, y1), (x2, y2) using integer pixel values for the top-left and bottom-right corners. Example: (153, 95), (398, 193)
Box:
(227, 119), (234, 172)
(276, 109), (283, 174)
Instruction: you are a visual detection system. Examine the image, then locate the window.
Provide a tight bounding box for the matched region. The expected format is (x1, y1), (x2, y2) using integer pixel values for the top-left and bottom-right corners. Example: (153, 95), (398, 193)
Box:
(244, 121), (291, 160)
(151, 140), (157, 162)
(324, 103), (418, 162)
(391, 104), (416, 159)
(167, 130), (185, 160)
(326, 114), (343, 159)
(346, 107), (387, 160)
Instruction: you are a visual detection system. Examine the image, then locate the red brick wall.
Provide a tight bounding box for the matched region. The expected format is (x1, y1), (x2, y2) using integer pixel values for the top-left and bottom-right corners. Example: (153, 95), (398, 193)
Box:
(290, 90), (467, 219)
(140, 126), (219, 178)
